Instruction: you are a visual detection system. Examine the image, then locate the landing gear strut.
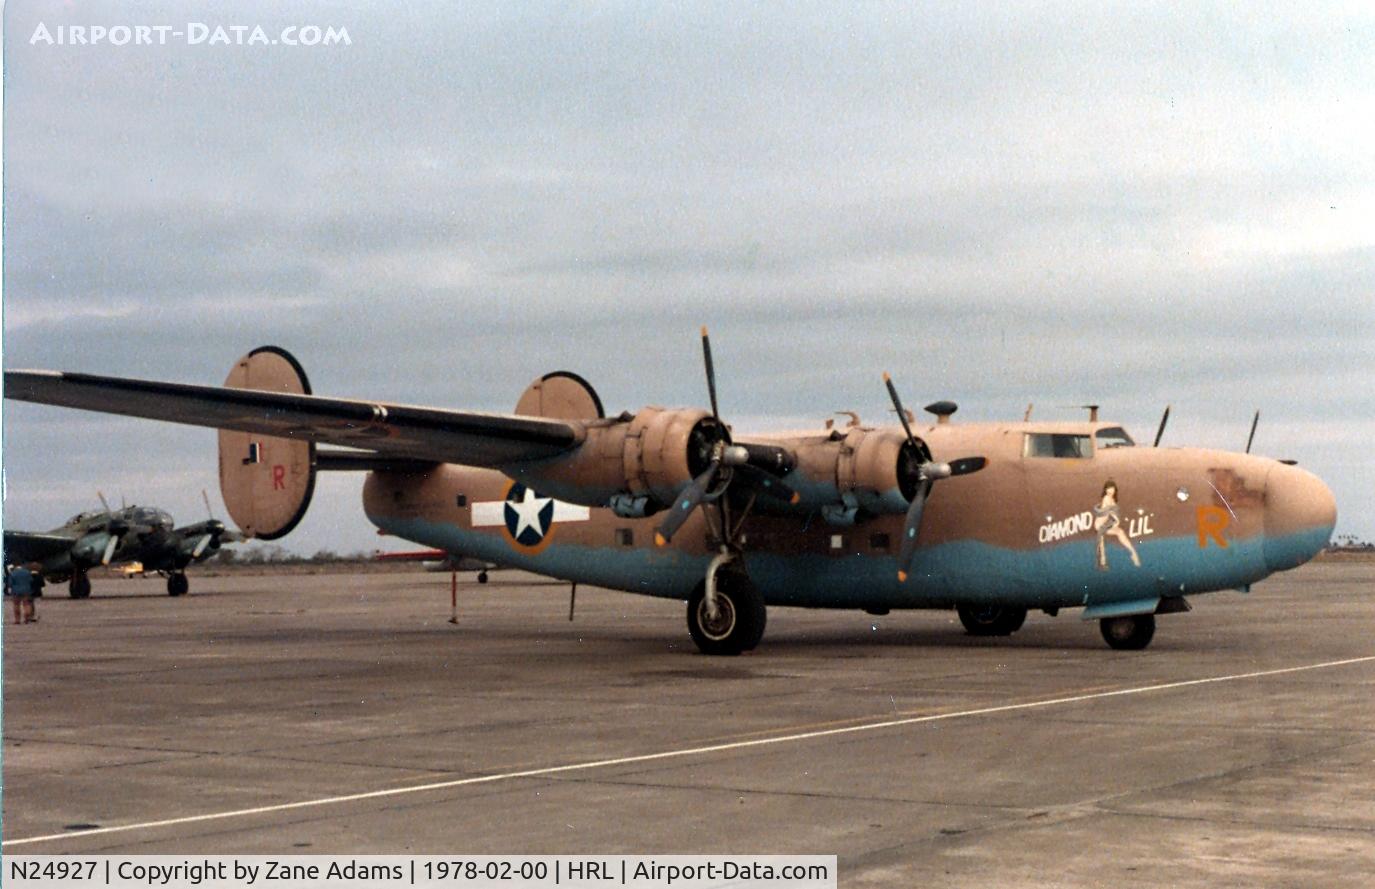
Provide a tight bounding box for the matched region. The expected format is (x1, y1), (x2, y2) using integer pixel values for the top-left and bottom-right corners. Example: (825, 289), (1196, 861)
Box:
(167, 573), (189, 597)
(686, 568), (766, 656)
(1100, 614), (1154, 650)
(69, 571), (92, 599)
(957, 603), (1027, 636)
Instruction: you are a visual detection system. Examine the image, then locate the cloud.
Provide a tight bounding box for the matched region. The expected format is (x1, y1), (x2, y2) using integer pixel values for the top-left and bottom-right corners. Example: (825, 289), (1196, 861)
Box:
(4, 2), (1373, 548)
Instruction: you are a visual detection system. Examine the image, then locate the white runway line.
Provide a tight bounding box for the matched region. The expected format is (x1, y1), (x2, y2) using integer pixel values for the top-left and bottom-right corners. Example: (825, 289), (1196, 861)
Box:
(6, 654), (1374, 848)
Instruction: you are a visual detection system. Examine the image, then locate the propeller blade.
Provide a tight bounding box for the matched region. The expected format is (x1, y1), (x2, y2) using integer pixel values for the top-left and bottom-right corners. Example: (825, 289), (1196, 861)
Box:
(655, 460), (721, 546)
(191, 534), (213, 559)
(883, 372), (918, 447)
(98, 491), (113, 515)
(701, 326), (720, 421)
(1245, 409), (1259, 454)
(946, 456), (987, 476)
(735, 464), (801, 504)
(896, 480), (932, 582)
(1153, 405), (1171, 447)
(202, 488), (214, 521)
(101, 534), (120, 566)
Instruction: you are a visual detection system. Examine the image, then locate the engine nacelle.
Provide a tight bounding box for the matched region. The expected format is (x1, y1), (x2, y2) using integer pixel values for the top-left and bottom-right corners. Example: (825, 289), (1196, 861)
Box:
(506, 407), (726, 511)
(782, 427), (928, 519)
(68, 532), (117, 569)
(837, 426), (926, 514)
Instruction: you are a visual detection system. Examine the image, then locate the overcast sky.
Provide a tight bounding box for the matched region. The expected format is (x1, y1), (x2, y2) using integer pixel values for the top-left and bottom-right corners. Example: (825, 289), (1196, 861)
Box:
(3, 1), (1372, 558)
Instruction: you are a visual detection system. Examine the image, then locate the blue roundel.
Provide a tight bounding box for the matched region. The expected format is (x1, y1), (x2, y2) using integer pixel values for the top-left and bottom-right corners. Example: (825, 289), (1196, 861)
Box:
(503, 483), (555, 547)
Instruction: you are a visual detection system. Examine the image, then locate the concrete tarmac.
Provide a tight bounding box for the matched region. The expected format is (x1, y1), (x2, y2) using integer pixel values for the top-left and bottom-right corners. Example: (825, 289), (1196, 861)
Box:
(3, 561), (1373, 887)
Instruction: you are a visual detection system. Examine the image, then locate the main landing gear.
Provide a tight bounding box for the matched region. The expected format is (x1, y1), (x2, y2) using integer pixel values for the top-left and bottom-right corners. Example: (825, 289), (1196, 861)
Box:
(69, 571), (92, 599)
(686, 562), (766, 656)
(1099, 614), (1155, 650)
(166, 573), (189, 597)
(957, 603), (1027, 636)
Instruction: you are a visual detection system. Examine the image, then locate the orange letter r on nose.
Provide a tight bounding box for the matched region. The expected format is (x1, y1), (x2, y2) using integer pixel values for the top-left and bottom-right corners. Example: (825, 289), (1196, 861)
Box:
(1197, 505), (1230, 548)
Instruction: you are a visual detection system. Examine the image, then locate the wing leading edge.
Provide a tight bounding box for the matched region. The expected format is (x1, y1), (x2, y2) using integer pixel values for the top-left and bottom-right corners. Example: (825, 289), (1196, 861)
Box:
(4, 370), (583, 468)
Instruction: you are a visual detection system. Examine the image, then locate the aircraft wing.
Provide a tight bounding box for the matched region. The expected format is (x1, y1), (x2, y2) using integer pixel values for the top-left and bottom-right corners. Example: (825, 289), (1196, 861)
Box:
(4, 370), (582, 467)
(171, 520), (222, 538)
(4, 531), (75, 565)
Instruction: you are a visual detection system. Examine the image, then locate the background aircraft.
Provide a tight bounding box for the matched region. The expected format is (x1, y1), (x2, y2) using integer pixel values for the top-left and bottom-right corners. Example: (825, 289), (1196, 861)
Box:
(4, 335), (1336, 651)
(3, 495), (238, 598)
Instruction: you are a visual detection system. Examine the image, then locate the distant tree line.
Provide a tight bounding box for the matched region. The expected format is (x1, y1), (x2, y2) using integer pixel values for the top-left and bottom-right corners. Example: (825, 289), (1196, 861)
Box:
(211, 546), (376, 565)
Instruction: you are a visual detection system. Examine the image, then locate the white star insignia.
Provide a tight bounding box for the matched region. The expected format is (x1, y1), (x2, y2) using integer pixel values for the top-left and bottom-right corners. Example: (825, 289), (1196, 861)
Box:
(507, 487), (553, 539)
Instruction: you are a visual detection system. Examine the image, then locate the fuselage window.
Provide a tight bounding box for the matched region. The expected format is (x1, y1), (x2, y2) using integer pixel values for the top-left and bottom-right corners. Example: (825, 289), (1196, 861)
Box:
(1095, 427), (1135, 449)
(1024, 433), (1093, 459)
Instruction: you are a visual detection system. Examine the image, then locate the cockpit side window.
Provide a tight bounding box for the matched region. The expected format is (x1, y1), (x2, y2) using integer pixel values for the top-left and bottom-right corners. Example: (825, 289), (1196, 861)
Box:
(1095, 427), (1135, 449)
(1024, 432), (1092, 458)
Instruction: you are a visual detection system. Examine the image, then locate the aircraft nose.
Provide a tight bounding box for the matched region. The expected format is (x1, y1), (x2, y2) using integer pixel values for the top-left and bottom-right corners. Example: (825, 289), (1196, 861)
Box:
(1263, 463), (1337, 572)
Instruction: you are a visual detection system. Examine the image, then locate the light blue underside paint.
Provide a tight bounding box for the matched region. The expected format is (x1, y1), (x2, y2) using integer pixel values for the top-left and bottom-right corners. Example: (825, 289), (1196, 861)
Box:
(370, 511), (1329, 612)
(1081, 598), (1162, 620)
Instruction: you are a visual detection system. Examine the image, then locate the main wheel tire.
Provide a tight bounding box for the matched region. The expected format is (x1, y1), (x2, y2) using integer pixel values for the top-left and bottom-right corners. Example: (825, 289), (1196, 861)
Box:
(1100, 614), (1155, 650)
(686, 572), (766, 656)
(167, 574), (189, 597)
(69, 573), (92, 599)
(957, 603), (1027, 636)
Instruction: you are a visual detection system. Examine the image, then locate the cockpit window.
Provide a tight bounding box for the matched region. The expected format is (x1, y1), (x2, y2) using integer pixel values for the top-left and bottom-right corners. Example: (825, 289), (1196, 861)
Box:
(1095, 427), (1135, 449)
(1024, 432), (1092, 459)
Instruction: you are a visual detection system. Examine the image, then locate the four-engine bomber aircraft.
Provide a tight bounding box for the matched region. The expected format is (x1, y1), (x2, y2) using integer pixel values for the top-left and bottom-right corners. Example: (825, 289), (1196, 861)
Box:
(4, 497), (235, 598)
(4, 334), (1336, 652)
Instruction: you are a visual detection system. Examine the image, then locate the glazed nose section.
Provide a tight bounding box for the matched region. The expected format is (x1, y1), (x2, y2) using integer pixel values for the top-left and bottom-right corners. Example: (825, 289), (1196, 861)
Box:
(1264, 463), (1337, 572)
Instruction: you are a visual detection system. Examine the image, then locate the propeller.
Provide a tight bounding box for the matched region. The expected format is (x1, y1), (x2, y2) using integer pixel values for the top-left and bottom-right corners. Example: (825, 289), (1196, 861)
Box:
(1153, 405), (1171, 447)
(95, 491), (128, 565)
(701, 325), (721, 421)
(190, 490), (231, 559)
(883, 373), (987, 582)
(1245, 410), (1259, 454)
(654, 329), (797, 547)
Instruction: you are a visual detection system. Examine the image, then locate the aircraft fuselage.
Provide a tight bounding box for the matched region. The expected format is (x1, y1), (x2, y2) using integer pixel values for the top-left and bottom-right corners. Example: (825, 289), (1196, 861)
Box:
(361, 419), (1335, 617)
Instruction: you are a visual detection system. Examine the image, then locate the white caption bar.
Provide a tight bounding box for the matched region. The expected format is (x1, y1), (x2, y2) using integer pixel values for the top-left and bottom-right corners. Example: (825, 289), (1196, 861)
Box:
(2, 855), (837, 889)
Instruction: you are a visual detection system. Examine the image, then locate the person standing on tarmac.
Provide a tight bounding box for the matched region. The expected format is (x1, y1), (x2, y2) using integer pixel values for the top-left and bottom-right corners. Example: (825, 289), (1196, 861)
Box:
(5, 563), (38, 624)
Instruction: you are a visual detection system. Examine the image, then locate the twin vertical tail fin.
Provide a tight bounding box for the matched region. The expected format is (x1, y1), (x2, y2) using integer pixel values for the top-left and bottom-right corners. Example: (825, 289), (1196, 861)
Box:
(217, 346), (316, 540)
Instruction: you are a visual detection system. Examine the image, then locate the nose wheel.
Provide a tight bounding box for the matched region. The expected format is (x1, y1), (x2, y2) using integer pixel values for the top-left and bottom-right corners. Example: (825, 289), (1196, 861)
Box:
(167, 573), (189, 597)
